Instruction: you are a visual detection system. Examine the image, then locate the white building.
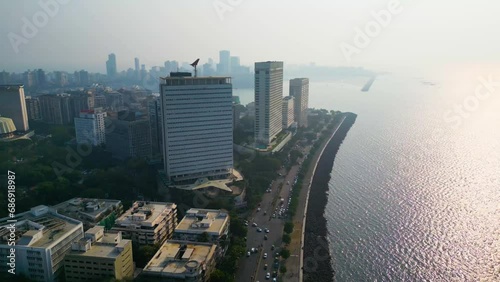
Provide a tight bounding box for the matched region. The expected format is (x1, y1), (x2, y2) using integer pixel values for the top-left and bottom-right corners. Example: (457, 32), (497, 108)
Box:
(112, 201), (177, 245)
(160, 73), (233, 184)
(254, 61), (283, 147)
(74, 108), (106, 146)
(290, 78), (309, 127)
(0, 205), (84, 282)
(282, 96), (295, 129)
(173, 209), (230, 244)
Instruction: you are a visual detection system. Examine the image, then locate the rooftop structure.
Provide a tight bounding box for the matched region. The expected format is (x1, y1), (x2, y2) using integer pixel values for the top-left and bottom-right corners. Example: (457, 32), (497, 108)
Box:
(174, 209), (229, 244)
(112, 201), (177, 245)
(52, 198), (123, 231)
(142, 240), (217, 282)
(64, 226), (134, 281)
(0, 205), (84, 281)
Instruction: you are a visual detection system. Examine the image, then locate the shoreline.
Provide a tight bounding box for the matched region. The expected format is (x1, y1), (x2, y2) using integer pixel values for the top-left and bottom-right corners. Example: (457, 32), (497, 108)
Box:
(283, 112), (357, 282)
(302, 112), (357, 282)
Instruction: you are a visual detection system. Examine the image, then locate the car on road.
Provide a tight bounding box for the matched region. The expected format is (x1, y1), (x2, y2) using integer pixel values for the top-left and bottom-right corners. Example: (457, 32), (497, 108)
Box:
(247, 252), (251, 257)
(263, 253), (267, 259)
(264, 235), (268, 240)
(265, 229), (270, 233)
(257, 207), (261, 212)
(264, 264), (268, 270)
(257, 228), (263, 232)
(271, 245), (275, 250)
(252, 222), (258, 227)
(265, 273), (271, 279)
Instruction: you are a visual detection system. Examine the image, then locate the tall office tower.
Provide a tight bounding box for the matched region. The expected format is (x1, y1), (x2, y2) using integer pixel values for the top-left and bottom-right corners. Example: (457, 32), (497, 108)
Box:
(254, 61), (284, 147)
(54, 71), (68, 87)
(79, 70), (89, 86)
(0, 84), (29, 131)
(0, 205), (84, 282)
(106, 53), (117, 78)
(148, 98), (163, 158)
(230, 56), (240, 73)
(105, 112), (152, 160)
(282, 96), (295, 129)
(134, 57), (140, 79)
(36, 69), (46, 87)
(202, 63), (214, 76)
(23, 70), (36, 88)
(218, 50), (231, 74)
(39, 94), (73, 124)
(289, 78), (309, 127)
(25, 96), (42, 121)
(0, 71), (10, 84)
(74, 108), (107, 146)
(160, 73), (233, 184)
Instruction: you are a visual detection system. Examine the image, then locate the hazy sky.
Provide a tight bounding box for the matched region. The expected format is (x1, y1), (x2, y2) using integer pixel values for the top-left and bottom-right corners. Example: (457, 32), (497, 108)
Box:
(1, 0), (499, 73)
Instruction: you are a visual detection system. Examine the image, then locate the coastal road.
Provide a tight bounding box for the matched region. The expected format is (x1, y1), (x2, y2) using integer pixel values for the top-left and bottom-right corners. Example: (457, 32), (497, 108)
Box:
(237, 143), (312, 282)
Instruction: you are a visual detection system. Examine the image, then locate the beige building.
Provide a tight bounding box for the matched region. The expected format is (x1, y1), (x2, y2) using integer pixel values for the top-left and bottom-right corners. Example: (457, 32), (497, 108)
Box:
(142, 240), (217, 282)
(0, 205), (84, 281)
(282, 96), (295, 129)
(173, 209), (229, 246)
(290, 78), (309, 127)
(112, 201), (177, 245)
(64, 226), (134, 282)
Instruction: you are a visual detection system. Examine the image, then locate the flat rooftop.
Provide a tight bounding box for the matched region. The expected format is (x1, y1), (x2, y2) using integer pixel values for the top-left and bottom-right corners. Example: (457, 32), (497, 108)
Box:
(143, 240), (216, 275)
(68, 232), (130, 259)
(175, 209), (229, 236)
(115, 201), (176, 228)
(0, 205), (82, 249)
(52, 198), (122, 223)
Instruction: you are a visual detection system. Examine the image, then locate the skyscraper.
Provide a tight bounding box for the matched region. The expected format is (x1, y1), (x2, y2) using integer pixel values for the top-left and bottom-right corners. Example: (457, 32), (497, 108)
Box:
(282, 96), (294, 129)
(0, 84), (29, 131)
(25, 96), (42, 121)
(148, 97), (163, 158)
(134, 57), (140, 80)
(106, 53), (117, 78)
(74, 108), (107, 146)
(160, 73), (233, 184)
(218, 50), (230, 74)
(290, 78), (309, 127)
(39, 94), (73, 124)
(254, 61), (284, 147)
(105, 112), (152, 160)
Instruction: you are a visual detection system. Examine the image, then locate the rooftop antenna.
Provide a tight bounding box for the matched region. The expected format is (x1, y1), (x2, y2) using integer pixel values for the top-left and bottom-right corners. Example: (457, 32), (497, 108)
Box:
(190, 58), (200, 77)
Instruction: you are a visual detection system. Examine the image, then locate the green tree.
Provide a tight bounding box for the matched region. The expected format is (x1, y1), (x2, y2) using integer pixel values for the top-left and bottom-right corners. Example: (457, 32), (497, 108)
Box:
(280, 265), (287, 273)
(284, 222), (294, 234)
(210, 269), (234, 282)
(281, 249), (290, 259)
(282, 234), (291, 244)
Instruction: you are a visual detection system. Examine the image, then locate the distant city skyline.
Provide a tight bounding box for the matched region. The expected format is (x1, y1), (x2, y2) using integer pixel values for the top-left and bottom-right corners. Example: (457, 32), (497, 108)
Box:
(1, 1), (499, 73)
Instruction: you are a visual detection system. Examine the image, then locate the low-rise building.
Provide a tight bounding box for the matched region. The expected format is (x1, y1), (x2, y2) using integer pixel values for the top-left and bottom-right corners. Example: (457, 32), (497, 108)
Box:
(52, 198), (123, 231)
(112, 201), (177, 245)
(0, 205), (84, 281)
(64, 226), (134, 282)
(173, 209), (229, 246)
(142, 240), (217, 282)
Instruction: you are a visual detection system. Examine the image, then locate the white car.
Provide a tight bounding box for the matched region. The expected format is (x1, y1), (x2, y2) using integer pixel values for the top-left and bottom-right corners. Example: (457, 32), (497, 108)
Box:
(266, 273), (271, 279)
(263, 253), (268, 259)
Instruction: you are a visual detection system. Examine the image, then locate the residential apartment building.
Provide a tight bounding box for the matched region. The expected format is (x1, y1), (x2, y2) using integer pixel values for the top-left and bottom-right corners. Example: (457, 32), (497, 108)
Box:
(64, 226), (134, 282)
(74, 109), (107, 146)
(282, 96), (295, 129)
(142, 240), (217, 282)
(112, 201), (177, 245)
(25, 96), (42, 121)
(289, 78), (309, 127)
(0, 205), (84, 281)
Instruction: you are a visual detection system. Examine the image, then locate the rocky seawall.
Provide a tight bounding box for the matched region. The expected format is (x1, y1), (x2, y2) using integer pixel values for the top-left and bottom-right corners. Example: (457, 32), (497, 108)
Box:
(303, 112), (357, 282)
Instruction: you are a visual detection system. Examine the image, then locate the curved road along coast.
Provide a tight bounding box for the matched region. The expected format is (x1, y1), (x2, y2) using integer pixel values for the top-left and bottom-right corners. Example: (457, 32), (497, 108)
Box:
(284, 113), (357, 282)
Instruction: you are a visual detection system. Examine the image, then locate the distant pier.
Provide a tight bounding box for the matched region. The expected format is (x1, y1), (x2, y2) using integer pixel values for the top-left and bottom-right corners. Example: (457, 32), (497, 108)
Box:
(361, 76), (376, 92)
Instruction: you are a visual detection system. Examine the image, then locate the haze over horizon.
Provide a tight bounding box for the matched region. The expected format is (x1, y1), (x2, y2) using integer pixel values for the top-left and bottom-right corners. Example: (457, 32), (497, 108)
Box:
(1, 0), (500, 74)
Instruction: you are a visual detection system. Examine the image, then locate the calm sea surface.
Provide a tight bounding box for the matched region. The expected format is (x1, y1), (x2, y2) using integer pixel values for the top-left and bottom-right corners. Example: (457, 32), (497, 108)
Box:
(237, 72), (500, 281)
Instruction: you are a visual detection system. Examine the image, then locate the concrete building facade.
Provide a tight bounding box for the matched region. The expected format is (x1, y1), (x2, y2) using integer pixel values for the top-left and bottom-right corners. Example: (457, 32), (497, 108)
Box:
(112, 201), (177, 245)
(0, 84), (29, 131)
(160, 74), (233, 184)
(254, 61), (283, 147)
(74, 109), (107, 146)
(290, 78), (309, 127)
(282, 96), (295, 129)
